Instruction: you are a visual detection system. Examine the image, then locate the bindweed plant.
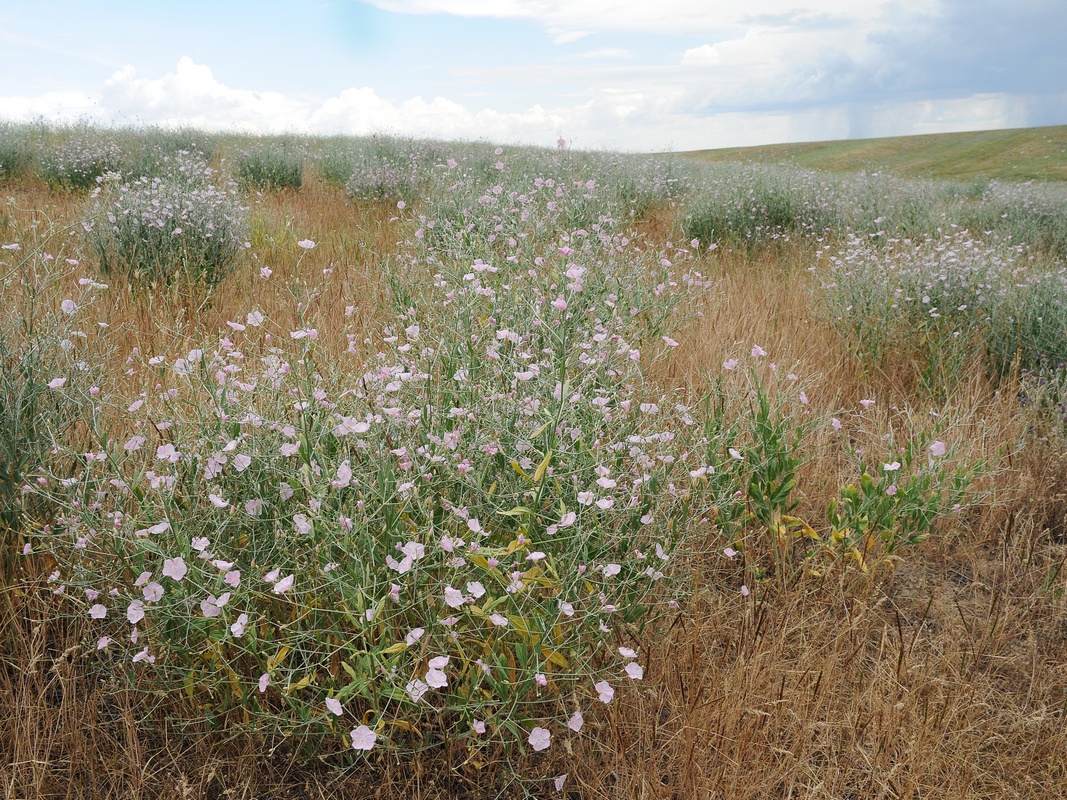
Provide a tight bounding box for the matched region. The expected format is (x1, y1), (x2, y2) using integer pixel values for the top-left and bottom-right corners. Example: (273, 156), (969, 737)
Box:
(39, 131), (124, 192)
(822, 229), (1067, 385)
(0, 227), (108, 550)
(38, 147), (725, 760)
(83, 152), (250, 288)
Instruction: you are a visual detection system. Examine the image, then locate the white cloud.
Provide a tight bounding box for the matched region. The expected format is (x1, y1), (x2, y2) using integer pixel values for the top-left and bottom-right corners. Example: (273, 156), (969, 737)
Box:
(0, 55), (1059, 153)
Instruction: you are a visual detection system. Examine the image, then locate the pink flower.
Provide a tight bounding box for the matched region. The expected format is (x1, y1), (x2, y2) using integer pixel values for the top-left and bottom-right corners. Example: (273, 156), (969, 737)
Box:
(723, 547), (738, 559)
(48, 377), (67, 389)
(444, 586), (465, 608)
(126, 600), (145, 624)
(326, 697), (344, 716)
(208, 493), (229, 508)
(930, 440), (946, 457)
(272, 574), (294, 594)
(297, 239), (315, 249)
(350, 725), (377, 750)
(230, 613), (248, 636)
(473, 719), (486, 734)
(528, 726), (551, 752)
(555, 775), (568, 792)
(567, 710), (584, 732)
(89, 604), (107, 619)
(490, 614), (509, 627)
(232, 453), (252, 472)
(859, 398), (875, 408)
(624, 662), (644, 680)
(258, 673), (270, 693)
(595, 680), (614, 703)
(162, 557), (188, 582)
(406, 678), (429, 702)
(751, 345), (767, 357)
(142, 582), (164, 602)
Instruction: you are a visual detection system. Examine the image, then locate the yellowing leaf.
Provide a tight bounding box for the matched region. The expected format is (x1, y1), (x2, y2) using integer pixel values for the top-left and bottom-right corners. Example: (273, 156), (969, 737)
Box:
(284, 671), (315, 695)
(541, 648), (569, 668)
(266, 645), (291, 672)
(533, 450), (553, 483)
(381, 641), (408, 655)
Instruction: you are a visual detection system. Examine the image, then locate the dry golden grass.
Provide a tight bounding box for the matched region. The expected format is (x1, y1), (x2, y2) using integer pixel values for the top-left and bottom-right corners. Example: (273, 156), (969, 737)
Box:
(2, 181), (1066, 799)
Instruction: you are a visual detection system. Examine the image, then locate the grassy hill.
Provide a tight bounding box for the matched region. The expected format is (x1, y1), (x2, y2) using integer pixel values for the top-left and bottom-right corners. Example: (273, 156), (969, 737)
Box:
(678, 124), (1067, 182)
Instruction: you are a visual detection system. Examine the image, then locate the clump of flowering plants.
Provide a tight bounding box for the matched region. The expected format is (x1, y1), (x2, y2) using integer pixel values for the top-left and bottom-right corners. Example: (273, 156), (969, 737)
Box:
(37, 148), (723, 759)
(83, 151), (249, 288)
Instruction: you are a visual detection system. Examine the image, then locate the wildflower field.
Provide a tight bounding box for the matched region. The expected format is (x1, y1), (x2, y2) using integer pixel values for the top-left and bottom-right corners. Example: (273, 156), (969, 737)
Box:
(1, 122), (1066, 799)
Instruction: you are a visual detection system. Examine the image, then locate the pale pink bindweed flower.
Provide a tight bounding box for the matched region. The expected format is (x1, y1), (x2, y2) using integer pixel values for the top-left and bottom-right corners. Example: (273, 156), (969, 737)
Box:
(595, 680), (614, 703)
(751, 344), (768, 357)
(89, 604), (107, 619)
(625, 662), (644, 680)
(568, 710), (584, 732)
(47, 377), (67, 389)
(258, 673), (269, 693)
(326, 697), (344, 716)
(528, 727), (551, 752)
(162, 557), (188, 582)
(61, 299), (77, 315)
(859, 398), (875, 408)
(555, 775), (568, 792)
(296, 239), (315, 249)
(230, 613), (248, 636)
(350, 725), (377, 750)
(930, 440), (947, 457)
(272, 574), (294, 594)
(126, 600), (145, 624)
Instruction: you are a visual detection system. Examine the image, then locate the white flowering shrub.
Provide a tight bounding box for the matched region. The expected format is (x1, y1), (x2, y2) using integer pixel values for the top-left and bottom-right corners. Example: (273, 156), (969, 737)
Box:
(40, 133), (124, 192)
(84, 152), (249, 287)
(823, 229), (1067, 379)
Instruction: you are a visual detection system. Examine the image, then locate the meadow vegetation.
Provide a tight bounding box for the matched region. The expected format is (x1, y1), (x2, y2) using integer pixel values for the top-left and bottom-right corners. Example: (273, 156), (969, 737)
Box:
(1, 123), (1066, 799)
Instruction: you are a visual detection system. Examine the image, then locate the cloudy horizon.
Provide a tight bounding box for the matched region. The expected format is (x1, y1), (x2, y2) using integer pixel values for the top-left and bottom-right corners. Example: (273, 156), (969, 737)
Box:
(2, 0), (1064, 152)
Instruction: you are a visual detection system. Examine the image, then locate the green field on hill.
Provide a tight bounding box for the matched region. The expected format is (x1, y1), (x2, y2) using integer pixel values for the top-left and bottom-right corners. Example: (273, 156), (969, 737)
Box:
(679, 124), (1067, 182)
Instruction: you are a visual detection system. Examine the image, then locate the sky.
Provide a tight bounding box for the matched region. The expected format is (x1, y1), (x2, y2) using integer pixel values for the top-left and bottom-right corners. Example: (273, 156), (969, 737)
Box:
(1, 0), (1065, 152)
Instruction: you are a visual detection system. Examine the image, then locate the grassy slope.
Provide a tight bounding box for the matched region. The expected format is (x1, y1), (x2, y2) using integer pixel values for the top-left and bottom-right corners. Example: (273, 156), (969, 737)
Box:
(678, 124), (1067, 182)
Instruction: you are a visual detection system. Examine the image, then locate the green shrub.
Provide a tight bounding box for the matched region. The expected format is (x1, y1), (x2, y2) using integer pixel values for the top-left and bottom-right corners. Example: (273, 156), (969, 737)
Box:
(235, 146), (304, 191)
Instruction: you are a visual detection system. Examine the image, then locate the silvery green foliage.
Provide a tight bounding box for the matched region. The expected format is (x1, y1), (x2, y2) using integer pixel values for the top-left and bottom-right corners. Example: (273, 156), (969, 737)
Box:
(40, 133), (124, 192)
(85, 151), (249, 287)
